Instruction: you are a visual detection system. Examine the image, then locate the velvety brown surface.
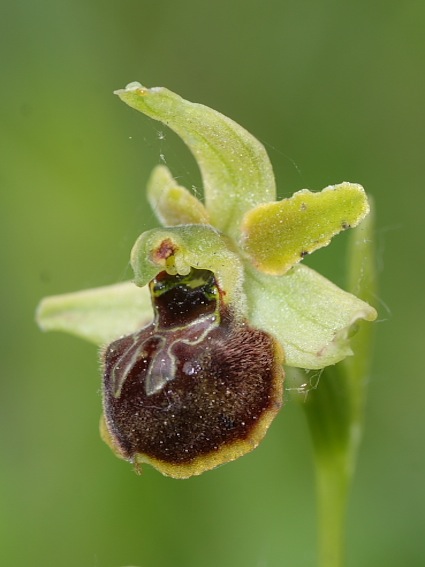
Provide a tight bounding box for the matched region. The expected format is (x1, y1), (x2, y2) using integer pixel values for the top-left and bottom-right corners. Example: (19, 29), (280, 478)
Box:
(102, 269), (282, 465)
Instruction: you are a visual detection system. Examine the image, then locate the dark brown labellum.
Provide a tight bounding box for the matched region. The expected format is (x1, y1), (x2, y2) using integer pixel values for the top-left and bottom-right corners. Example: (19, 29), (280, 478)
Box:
(101, 268), (284, 478)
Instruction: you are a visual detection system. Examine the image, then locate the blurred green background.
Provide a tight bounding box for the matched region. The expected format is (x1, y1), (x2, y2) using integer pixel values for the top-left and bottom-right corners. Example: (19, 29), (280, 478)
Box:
(1, 1), (424, 566)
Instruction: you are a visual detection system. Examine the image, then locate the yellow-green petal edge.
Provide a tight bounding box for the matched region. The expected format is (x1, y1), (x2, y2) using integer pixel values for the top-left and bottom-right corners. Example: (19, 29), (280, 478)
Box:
(147, 165), (210, 226)
(241, 183), (369, 275)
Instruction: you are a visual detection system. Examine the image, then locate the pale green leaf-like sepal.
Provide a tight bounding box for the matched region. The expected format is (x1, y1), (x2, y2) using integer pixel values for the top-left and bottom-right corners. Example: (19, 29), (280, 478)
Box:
(244, 263), (377, 369)
(36, 282), (152, 346)
(241, 183), (369, 275)
(115, 82), (276, 239)
(147, 165), (210, 226)
(130, 224), (246, 313)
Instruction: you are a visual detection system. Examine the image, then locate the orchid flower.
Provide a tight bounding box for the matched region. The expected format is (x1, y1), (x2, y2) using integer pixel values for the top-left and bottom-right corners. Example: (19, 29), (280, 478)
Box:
(36, 83), (376, 481)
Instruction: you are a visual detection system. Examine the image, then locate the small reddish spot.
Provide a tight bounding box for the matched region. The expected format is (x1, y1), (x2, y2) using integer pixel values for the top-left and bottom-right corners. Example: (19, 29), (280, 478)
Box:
(153, 239), (178, 263)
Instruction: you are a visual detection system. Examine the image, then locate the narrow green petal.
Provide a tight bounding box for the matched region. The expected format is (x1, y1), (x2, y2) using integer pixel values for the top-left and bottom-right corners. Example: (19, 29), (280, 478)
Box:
(147, 165), (210, 226)
(244, 263), (377, 369)
(130, 224), (246, 313)
(115, 82), (276, 239)
(241, 183), (370, 275)
(36, 282), (152, 346)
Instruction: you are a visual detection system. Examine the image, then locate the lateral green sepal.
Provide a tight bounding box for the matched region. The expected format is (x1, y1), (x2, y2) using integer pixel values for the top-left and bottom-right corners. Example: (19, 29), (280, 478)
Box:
(36, 282), (152, 346)
(244, 263), (377, 369)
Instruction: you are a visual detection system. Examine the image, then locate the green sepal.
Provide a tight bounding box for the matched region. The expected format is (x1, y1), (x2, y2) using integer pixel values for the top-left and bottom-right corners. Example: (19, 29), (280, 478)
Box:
(244, 263), (377, 369)
(115, 82), (276, 239)
(130, 224), (246, 313)
(241, 183), (369, 275)
(36, 282), (152, 346)
(147, 165), (210, 226)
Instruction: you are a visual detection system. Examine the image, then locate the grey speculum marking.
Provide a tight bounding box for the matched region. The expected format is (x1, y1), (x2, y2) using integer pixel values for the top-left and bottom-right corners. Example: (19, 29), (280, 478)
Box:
(110, 268), (220, 397)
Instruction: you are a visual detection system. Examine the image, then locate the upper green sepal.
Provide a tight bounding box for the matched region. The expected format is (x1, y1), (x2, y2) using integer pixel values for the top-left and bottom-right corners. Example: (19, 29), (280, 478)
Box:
(241, 183), (370, 275)
(115, 82), (276, 239)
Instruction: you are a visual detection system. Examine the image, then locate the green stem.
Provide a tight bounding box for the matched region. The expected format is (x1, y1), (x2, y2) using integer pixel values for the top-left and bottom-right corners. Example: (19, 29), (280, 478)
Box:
(303, 364), (352, 567)
(315, 452), (350, 567)
(300, 203), (377, 567)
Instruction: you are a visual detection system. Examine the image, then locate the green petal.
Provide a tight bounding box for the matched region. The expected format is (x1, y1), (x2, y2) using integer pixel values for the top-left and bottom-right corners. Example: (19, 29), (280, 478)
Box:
(130, 224), (246, 313)
(241, 183), (370, 275)
(115, 82), (276, 239)
(36, 282), (152, 346)
(147, 165), (210, 226)
(244, 263), (377, 369)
